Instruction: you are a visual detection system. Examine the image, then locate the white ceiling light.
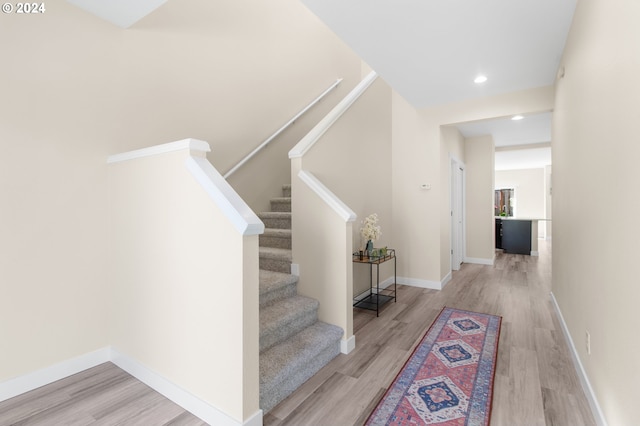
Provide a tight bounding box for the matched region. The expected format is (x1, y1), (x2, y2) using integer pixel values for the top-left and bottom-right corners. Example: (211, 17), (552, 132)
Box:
(511, 115), (524, 121)
(474, 75), (488, 84)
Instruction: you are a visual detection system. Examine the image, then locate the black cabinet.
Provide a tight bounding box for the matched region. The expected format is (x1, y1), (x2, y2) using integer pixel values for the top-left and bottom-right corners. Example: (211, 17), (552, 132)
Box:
(495, 218), (503, 249)
(500, 219), (532, 255)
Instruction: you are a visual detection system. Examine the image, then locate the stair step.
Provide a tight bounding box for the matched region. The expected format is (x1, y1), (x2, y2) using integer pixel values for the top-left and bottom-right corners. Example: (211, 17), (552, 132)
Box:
(282, 184), (291, 198)
(258, 212), (291, 230)
(259, 270), (297, 307)
(260, 322), (343, 413)
(259, 247), (292, 274)
(259, 228), (292, 250)
(260, 296), (319, 353)
(270, 197), (291, 213)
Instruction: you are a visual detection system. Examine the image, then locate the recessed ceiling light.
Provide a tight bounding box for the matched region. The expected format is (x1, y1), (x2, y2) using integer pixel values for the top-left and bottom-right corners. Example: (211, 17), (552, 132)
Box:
(474, 75), (488, 84)
(511, 115), (524, 121)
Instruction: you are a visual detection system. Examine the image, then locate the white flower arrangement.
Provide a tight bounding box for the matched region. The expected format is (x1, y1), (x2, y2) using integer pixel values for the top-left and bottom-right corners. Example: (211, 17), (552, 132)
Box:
(360, 213), (381, 242)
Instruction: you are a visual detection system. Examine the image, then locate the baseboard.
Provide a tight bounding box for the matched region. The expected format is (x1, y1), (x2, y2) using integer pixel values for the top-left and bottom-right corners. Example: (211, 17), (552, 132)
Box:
(440, 272), (452, 289)
(0, 347), (111, 402)
(290, 263), (300, 276)
(463, 256), (495, 266)
(1, 347), (262, 426)
(111, 348), (261, 426)
(359, 275), (449, 292)
(340, 335), (356, 354)
(397, 276), (443, 290)
(549, 293), (608, 426)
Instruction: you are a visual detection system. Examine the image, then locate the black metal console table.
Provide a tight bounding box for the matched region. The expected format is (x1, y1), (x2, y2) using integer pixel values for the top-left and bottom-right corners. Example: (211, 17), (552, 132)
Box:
(352, 249), (397, 316)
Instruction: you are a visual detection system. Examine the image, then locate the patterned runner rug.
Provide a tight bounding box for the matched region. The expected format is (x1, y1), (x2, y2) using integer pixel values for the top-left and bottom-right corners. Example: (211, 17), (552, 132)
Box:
(366, 307), (502, 426)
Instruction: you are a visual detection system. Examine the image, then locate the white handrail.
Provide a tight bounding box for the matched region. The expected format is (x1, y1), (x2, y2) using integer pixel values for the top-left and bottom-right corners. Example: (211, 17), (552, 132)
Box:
(298, 170), (356, 222)
(223, 78), (342, 179)
(289, 71), (377, 159)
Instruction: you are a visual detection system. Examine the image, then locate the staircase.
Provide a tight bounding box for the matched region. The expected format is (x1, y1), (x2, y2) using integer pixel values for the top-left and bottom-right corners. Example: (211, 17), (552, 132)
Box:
(257, 184), (343, 413)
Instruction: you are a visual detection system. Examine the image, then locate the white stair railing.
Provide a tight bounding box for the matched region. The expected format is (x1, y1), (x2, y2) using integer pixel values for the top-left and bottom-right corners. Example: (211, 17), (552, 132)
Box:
(223, 78), (342, 179)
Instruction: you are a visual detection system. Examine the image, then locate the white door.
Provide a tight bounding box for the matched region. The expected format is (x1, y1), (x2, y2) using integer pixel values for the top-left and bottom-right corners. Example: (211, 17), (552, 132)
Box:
(451, 159), (465, 270)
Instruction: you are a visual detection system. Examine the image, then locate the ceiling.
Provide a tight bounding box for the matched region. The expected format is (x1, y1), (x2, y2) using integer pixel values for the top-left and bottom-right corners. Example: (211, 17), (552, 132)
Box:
(455, 112), (553, 170)
(67, 0), (574, 170)
(300, 0), (576, 170)
(66, 0), (167, 28)
(300, 0), (576, 109)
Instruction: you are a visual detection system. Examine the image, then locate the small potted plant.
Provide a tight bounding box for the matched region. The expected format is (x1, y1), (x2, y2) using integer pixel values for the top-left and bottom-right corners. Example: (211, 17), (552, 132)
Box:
(360, 213), (381, 257)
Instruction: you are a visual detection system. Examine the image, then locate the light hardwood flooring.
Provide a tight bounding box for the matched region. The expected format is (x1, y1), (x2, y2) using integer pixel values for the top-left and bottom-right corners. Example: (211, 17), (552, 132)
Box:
(265, 241), (596, 426)
(1, 241), (595, 425)
(0, 363), (207, 425)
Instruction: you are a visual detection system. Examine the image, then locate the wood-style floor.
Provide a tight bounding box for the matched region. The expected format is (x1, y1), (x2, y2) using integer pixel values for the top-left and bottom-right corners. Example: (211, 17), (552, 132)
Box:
(0, 363), (207, 426)
(265, 241), (596, 425)
(0, 241), (595, 425)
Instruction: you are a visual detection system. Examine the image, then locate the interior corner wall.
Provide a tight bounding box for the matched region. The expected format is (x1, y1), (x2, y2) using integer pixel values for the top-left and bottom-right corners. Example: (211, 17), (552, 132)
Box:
(544, 165), (552, 239)
(552, 1), (640, 425)
(301, 78), (393, 298)
(0, 2), (114, 383)
(389, 86), (554, 284)
(464, 136), (495, 262)
(0, 0), (363, 391)
(114, 0), (364, 214)
(391, 90), (441, 283)
(440, 126), (466, 276)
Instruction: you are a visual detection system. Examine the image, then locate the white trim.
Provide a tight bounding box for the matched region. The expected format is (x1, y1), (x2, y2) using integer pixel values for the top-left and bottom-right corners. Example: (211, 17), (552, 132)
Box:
(224, 78), (342, 179)
(397, 276), (443, 291)
(186, 157), (264, 236)
(549, 293), (608, 426)
(3, 347), (262, 426)
(290, 263), (300, 276)
(530, 251), (539, 256)
(107, 138), (210, 164)
(441, 271), (452, 288)
(289, 71), (378, 159)
(449, 155), (466, 272)
(111, 348), (262, 426)
(353, 277), (395, 301)
(340, 335), (356, 354)
(0, 347), (111, 402)
(464, 256), (495, 266)
(297, 170), (356, 222)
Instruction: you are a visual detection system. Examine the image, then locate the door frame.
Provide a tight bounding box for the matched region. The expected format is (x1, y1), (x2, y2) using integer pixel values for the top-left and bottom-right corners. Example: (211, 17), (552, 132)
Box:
(450, 155), (466, 271)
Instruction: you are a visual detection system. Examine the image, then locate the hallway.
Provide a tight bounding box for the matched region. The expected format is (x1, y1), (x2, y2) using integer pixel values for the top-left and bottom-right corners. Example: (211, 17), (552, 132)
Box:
(265, 241), (596, 425)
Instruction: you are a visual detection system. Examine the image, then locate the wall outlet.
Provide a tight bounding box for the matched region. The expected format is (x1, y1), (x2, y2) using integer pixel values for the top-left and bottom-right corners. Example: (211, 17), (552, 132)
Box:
(586, 330), (591, 355)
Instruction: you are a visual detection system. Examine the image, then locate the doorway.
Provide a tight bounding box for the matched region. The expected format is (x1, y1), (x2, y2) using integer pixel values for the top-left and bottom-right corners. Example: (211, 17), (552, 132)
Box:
(451, 157), (465, 271)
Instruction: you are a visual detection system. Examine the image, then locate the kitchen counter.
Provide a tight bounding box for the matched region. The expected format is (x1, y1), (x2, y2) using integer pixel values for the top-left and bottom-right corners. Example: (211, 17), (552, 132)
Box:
(495, 218), (548, 256)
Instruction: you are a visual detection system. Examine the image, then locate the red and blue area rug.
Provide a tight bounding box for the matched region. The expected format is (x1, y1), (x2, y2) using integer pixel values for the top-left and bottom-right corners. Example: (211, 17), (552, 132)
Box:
(366, 307), (502, 426)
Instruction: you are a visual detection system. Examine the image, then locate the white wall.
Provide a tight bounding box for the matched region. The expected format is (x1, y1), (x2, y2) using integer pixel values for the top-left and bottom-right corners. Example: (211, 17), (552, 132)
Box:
(440, 126), (466, 275)
(292, 76), (392, 341)
(464, 136), (495, 262)
(0, 0), (363, 404)
(108, 146), (260, 422)
(0, 2), (114, 383)
(495, 168), (546, 238)
(553, 1), (640, 425)
(544, 165), (552, 239)
(389, 86), (554, 283)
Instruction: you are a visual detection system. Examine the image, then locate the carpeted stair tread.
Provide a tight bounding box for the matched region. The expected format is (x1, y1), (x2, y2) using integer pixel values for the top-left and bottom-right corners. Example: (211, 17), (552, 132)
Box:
(270, 197), (291, 212)
(259, 247), (292, 273)
(262, 228), (291, 238)
(282, 184), (291, 198)
(260, 321), (343, 411)
(259, 270), (297, 306)
(259, 228), (292, 250)
(257, 212), (291, 230)
(259, 246), (291, 260)
(260, 295), (319, 352)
